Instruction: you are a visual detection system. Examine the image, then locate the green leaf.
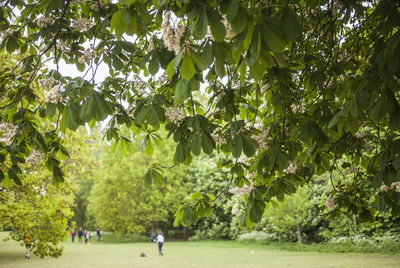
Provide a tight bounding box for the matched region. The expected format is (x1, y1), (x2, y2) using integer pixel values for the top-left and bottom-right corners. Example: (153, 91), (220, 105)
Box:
(181, 206), (194, 226)
(232, 135), (243, 158)
(110, 9), (125, 37)
(207, 9), (226, 42)
(175, 79), (190, 102)
(231, 7), (247, 35)
(194, 10), (208, 39)
(214, 57), (225, 77)
(174, 142), (186, 163)
(201, 131), (214, 154)
(242, 136), (256, 157)
(181, 54), (196, 80)
(260, 20), (286, 52)
(191, 134), (202, 156)
(227, 0), (239, 22)
(167, 50), (183, 79)
(280, 7), (302, 41)
(149, 53), (159, 75)
(52, 165), (64, 185)
(65, 101), (81, 131)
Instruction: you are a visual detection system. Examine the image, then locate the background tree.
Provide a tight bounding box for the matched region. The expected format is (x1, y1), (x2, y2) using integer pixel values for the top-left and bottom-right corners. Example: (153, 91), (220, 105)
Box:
(1, 0), (400, 231)
(88, 130), (187, 235)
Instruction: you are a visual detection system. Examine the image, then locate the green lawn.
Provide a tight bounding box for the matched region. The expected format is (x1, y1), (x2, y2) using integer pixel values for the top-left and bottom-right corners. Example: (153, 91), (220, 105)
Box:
(1, 233), (400, 268)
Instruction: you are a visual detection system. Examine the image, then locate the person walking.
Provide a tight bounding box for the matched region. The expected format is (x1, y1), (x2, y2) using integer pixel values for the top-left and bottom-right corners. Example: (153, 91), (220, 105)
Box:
(24, 234), (32, 259)
(156, 232), (164, 256)
(96, 228), (101, 242)
(84, 230), (88, 244)
(78, 227), (83, 243)
(71, 229), (76, 243)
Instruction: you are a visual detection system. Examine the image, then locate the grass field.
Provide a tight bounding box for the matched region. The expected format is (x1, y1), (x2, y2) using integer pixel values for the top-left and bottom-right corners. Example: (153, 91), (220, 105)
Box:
(1, 232), (400, 268)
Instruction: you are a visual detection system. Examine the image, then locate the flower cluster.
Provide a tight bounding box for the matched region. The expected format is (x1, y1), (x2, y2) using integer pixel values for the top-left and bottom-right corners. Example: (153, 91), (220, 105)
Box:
(325, 194), (336, 210)
(38, 77), (57, 90)
(90, 1), (104, 11)
(253, 124), (270, 150)
(343, 167), (358, 175)
(72, 18), (95, 31)
(292, 104), (304, 113)
(391, 181), (400, 192)
(283, 161), (297, 174)
(78, 48), (94, 65)
(230, 182), (254, 197)
(165, 107), (185, 125)
(222, 15), (235, 39)
(380, 185), (389, 192)
(364, 141), (373, 151)
(133, 74), (148, 96)
(0, 122), (18, 146)
(26, 149), (45, 166)
(44, 85), (62, 104)
(162, 11), (184, 55)
(211, 128), (226, 144)
(156, 72), (169, 86)
(231, 203), (242, 215)
(355, 131), (366, 138)
(57, 41), (70, 52)
(237, 155), (250, 165)
(37, 17), (53, 28)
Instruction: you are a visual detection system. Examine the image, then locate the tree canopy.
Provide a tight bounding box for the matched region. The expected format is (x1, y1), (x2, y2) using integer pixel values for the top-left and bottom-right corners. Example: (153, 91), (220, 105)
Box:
(1, 0), (400, 228)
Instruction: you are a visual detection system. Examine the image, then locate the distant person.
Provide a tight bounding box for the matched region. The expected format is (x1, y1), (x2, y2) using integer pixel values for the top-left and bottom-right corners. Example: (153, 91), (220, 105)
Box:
(78, 227), (83, 243)
(150, 233), (156, 243)
(96, 228), (101, 242)
(84, 230), (88, 244)
(156, 232), (164, 256)
(24, 234), (32, 259)
(71, 229), (76, 243)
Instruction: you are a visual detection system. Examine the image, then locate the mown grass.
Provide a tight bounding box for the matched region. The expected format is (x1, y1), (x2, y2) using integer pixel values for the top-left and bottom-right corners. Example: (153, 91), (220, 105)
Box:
(1, 232), (400, 268)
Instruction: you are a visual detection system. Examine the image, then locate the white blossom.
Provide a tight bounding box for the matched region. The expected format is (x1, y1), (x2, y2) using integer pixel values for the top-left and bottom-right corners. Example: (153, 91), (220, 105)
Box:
(26, 149), (45, 166)
(355, 131), (366, 138)
(325, 194), (336, 210)
(230, 182), (254, 197)
(253, 123), (270, 150)
(283, 161), (297, 174)
(222, 15), (235, 38)
(0, 122), (18, 146)
(211, 128), (226, 144)
(238, 155), (250, 165)
(37, 17), (53, 28)
(72, 18), (95, 31)
(391, 181), (400, 193)
(133, 74), (148, 95)
(78, 48), (94, 65)
(162, 11), (184, 55)
(38, 77), (57, 90)
(44, 85), (61, 104)
(90, 1), (104, 11)
(363, 141), (373, 151)
(343, 167), (358, 175)
(380, 185), (389, 192)
(231, 203), (241, 215)
(165, 107), (184, 125)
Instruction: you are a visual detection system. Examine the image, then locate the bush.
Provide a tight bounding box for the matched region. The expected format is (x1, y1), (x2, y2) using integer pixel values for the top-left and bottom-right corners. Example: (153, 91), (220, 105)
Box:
(326, 233), (400, 254)
(236, 231), (279, 243)
(101, 232), (148, 243)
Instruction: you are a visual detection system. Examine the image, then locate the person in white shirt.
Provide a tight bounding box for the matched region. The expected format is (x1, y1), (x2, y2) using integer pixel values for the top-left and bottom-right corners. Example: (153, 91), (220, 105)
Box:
(156, 232), (164, 256)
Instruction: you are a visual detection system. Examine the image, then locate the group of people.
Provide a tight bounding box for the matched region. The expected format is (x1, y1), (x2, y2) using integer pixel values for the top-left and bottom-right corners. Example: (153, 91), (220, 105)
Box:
(70, 227), (101, 244)
(150, 232), (165, 256)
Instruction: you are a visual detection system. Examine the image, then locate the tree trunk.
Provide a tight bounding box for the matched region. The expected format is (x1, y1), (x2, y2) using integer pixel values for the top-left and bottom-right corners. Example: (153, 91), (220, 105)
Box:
(353, 215), (358, 235)
(296, 224), (302, 244)
(184, 227), (189, 240)
(151, 219), (155, 234)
